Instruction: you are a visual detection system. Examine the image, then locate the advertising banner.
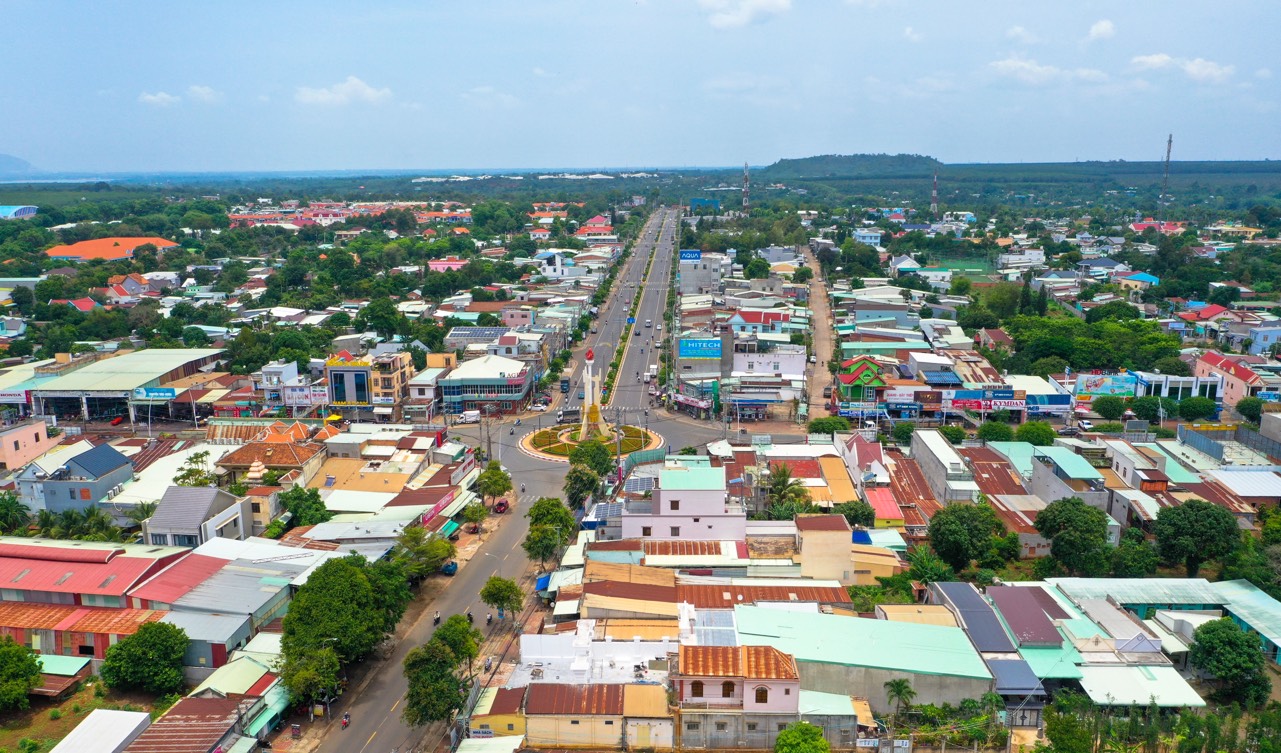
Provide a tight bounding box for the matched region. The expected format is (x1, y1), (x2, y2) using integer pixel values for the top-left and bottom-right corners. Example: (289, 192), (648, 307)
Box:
(678, 338), (722, 360)
(883, 387), (923, 404)
(1075, 374), (1138, 400)
(132, 387), (177, 400)
(679, 250), (702, 261)
(0, 390), (28, 403)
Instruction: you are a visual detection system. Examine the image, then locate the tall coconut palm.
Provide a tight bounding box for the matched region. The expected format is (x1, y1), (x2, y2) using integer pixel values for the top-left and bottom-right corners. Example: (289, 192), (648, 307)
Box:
(0, 491), (31, 534)
(884, 678), (917, 724)
(125, 501), (158, 528)
(764, 464), (810, 508)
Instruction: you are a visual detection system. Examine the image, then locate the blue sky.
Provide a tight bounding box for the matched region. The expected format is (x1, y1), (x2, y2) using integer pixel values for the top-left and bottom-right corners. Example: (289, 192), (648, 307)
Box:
(3, 0), (1276, 172)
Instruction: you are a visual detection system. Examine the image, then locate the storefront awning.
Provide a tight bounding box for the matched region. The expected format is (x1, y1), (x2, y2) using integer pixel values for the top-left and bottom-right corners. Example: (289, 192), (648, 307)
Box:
(373, 406), (394, 415)
(439, 520), (460, 537)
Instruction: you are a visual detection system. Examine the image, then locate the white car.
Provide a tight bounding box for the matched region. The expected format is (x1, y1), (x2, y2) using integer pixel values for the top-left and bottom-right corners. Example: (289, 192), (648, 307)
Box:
(530, 404), (548, 412)
(1077, 419), (1094, 431)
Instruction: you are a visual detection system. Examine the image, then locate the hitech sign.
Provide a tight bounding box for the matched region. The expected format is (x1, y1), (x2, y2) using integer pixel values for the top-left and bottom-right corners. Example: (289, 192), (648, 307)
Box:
(678, 338), (722, 360)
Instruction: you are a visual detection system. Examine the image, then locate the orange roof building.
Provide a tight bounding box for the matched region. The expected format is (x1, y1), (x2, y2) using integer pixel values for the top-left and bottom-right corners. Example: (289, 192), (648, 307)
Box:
(44, 236), (178, 262)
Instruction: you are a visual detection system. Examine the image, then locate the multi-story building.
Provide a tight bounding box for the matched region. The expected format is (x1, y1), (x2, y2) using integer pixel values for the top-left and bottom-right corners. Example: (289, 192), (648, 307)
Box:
(679, 251), (732, 295)
(0, 418), (60, 472)
(251, 360), (328, 418)
(16, 443), (133, 513)
(910, 429), (978, 505)
(325, 350), (414, 421)
(438, 354), (535, 416)
(619, 461), (745, 541)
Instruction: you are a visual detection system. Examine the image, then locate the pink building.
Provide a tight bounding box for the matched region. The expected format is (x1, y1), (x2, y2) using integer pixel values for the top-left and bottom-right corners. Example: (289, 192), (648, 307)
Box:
(675, 645), (800, 713)
(619, 464), (744, 541)
(502, 306), (535, 328)
(428, 256), (469, 272)
(1195, 352), (1263, 407)
(0, 420), (60, 472)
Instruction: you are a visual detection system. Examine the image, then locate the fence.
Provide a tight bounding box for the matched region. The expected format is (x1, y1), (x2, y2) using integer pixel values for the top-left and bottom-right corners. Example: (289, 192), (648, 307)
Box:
(1177, 424), (1225, 461)
(624, 447), (665, 473)
(1178, 423), (1281, 464)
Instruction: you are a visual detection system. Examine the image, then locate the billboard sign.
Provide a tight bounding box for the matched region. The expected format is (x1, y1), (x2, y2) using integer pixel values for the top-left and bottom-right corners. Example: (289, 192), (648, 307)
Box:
(132, 387), (177, 400)
(679, 250), (702, 262)
(1074, 374), (1138, 401)
(1260, 392), (1281, 403)
(679, 338), (722, 360)
(0, 389), (28, 403)
(883, 387), (923, 404)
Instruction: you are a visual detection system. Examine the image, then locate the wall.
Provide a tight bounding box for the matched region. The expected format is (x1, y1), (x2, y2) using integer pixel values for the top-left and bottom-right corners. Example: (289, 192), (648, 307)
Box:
(0, 421), (60, 472)
(43, 464), (133, 514)
(626, 718), (675, 751)
(1028, 462), (1107, 512)
(620, 511), (745, 541)
(799, 529), (853, 582)
(678, 711), (861, 751)
(525, 715), (625, 748)
(471, 713), (526, 737)
(796, 662), (991, 714)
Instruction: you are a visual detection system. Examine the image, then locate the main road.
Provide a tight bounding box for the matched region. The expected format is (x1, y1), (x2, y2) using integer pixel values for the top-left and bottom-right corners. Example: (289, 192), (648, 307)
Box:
(319, 207), (723, 753)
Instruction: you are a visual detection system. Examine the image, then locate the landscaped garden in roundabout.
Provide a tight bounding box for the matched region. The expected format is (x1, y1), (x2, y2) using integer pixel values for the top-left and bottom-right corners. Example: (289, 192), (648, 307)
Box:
(528, 422), (655, 457)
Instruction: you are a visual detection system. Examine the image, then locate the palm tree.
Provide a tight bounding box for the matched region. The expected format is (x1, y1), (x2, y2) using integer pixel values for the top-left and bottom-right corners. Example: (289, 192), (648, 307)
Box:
(0, 492), (31, 534)
(884, 678), (917, 724)
(34, 509), (60, 538)
(124, 501), (158, 528)
(765, 465), (809, 508)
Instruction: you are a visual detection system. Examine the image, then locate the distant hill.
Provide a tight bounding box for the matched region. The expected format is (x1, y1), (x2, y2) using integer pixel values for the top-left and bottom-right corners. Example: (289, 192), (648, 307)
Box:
(0, 153), (35, 176)
(759, 153), (941, 180)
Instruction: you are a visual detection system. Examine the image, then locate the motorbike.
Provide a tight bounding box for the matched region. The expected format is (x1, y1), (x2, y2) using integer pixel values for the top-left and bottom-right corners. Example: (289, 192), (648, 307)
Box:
(486, 613), (493, 626)
(466, 611), (473, 624)
(341, 713), (350, 730)
(433, 611), (441, 626)
(509, 428), (514, 435)
(521, 483), (526, 493)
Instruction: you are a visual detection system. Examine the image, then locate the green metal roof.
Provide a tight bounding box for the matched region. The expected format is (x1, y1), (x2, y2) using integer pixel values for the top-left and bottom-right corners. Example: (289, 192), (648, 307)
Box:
(1018, 644), (1084, 680)
(1033, 446), (1103, 480)
(1133, 443), (1200, 485)
(36, 349), (224, 392)
(37, 654), (90, 676)
(798, 689), (858, 716)
(1213, 579), (1281, 648)
(1078, 665), (1205, 707)
(984, 442), (1036, 479)
(1049, 577), (1224, 607)
(734, 605), (992, 680)
(659, 466), (725, 491)
(246, 685), (290, 737)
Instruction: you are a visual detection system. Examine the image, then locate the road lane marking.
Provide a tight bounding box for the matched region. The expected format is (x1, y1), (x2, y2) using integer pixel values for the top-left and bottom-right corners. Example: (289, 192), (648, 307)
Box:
(359, 730), (377, 753)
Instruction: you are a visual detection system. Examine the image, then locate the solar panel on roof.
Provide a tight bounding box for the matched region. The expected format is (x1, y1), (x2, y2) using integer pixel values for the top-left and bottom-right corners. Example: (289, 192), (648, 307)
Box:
(934, 582), (1017, 653)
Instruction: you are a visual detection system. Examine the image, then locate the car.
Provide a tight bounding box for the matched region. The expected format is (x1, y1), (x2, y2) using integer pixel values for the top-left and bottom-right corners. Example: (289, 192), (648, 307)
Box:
(809, 355), (818, 364)
(110, 416), (125, 426)
(578, 389), (585, 400)
(531, 404), (548, 412)
(823, 386), (833, 399)
(634, 328), (641, 336)
(440, 561), (458, 576)
(1077, 419), (1095, 431)
(1057, 426), (1082, 437)
(493, 499), (510, 514)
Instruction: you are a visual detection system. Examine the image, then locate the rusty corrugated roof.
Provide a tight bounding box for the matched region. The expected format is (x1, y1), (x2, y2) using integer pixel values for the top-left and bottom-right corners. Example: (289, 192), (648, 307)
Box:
(676, 583), (851, 609)
(678, 645), (798, 680)
(524, 683), (624, 716)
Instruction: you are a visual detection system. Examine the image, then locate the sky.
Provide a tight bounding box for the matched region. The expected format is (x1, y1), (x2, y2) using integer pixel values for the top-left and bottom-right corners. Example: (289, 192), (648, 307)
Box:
(3, 0), (1277, 172)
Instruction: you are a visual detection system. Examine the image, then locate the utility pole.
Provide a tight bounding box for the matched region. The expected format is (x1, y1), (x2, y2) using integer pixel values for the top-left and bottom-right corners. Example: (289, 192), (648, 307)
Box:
(930, 171), (939, 218)
(742, 162), (750, 215)
(1161, 133), (1173, 209)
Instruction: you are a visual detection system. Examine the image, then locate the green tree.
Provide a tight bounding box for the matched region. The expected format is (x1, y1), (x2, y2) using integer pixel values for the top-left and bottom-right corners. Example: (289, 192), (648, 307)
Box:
(0, 491), (31, 535)
(365, 558), (412, 634)
(891, 422), (915, 444)
(461, 502), (489, 533)
(1236, 397), (1265, 424)
(476, 461), (513, 507)
(1178, 396), (1218, 421)
(744, 257), (770, 279)
(976, 421), (1014, 442)
(480, 575), (525, 620)
(928, 503), (1005, 571)
(1091, 396), (1126, 421)
(1190, 618), (1271, 705)
(0, 636), (41, 711)
(765, 464), (810, 507)
(1152, 356), (1192, 376)
(173, 450), (216, 487)
(938, 425), (966, 444)
(1014, 420), (1056, 446)
(523, 525), (564, 568)
(792, 266), (814, 284)
(355, 297), (403, 339)
(1034, 497), (1109, 576)
(526, 497), (577, 537)
(181, 326), (210, 347)
(807, 416), (851, 434)
(1111, 530), (1159, 577)
(775, 721), (830, 753)
(100, 622), (188, 695)
(433, 615), (483, 675)
(568, 439), (614, 477)
(832, 501), (875, 527)
(1155, 499), (1240, 576)
(1128, 396), (1179, 423)
(283, 557), (383, 664)
(1085, 300), (1140, 323)
(883, 678), (917, 721)
(906, 546), (955, 584)
(280, 647), (341, 705)
(392, 526), (456, 580)
(8, 285), (33, 315)
(279, 486), (333, 528)
(563, 465), (600, 509)
(402, 639), (465, 726)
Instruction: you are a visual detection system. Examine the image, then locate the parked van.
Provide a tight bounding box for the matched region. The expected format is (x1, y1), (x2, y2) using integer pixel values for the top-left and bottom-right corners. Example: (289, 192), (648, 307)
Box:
(456, 410), (481, 424)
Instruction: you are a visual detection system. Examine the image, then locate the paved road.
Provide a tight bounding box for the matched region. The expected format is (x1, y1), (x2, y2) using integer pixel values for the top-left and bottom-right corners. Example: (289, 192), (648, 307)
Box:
(318, 208), (722, 753)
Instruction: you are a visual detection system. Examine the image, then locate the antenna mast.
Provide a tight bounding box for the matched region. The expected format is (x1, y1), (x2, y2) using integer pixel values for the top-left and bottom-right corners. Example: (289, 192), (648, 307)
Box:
(1161, 133), (1173, 206)
(930, 171), (939, 217)
(742, 162), (750, 214)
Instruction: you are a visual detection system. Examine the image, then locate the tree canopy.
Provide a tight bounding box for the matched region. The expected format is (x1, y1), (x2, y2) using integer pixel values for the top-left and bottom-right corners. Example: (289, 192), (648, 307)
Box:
(1155, 499), (1240, 576)
(0, 636), (41, 711)
(1190, 617), (1271, 705)
(774, 721), (830, 753)
(1034, 497), (1109, 576)
(480, 575), (525, 618)
(568, 439), (614, 477)
(927, 503), (1005, 571)
(100, 622), (189, 695)
(1014, 420), (1056, 446)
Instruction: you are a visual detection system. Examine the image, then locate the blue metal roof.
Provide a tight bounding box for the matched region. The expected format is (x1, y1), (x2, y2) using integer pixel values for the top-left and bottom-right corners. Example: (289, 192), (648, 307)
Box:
(922, 370), (963, 386)
(987, 659), (1045, 695)
(933, 582), (1017, 653)
(69, 444), (129, 478)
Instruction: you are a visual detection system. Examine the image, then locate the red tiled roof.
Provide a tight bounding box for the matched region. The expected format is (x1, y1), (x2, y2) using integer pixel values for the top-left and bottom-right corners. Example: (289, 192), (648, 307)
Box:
(1179, 304), (1229, 322)
(0, 602), (163, 635)
(771, 458), (821, 478)
(794, 514), (851, 532)
(958, 447), (1028, 496)
(676, 583), (851, 609)
(216, 442), (323, 468)
(490, 686), (526, 714)
(864, 487), (902, 520)
(1198, 351), (1262, 384)
(641, 540), (730, 557)
(679, 645), (799, 680)
(0, 543), (178, 598)
(888, 452), (942, 517)
(44, 236), (177, 261)
(524, 684), (623, 716)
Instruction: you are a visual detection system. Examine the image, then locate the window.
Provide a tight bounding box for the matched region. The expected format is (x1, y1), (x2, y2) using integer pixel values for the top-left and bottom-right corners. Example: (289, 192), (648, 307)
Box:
(570, 720), (580, 725)
(755, 687), (769, 704)
(605, 720), (615, 726)
(78, 644), (94, 656)
(507, 724), (514, 731)
(173, 534), (199, 548)
(670, 527), (680, 537)
(479, 724), (491, 730)
(686, 722), (701, 731)
(251, 503), (261, 513)
(150, 534), (168, 546)
(642, 527), (652, 537)
(778, 723), (788, 732)
(691, 681), (704, 698)
(722, 681), (735, 697)
(693, 517), (701, 523)
(784, 688), (790, 695)
(747, 723), (758, 732)
(670, 500), (680, 511)
(12, 440), (17, 451)
(716, 722), (728, 731)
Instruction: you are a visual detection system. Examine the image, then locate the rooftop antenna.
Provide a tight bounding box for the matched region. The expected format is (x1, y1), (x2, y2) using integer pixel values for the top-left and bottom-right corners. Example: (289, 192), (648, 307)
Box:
(930, 171), (939, 218)
(1161, 133), (1173, 208)
(742, 162), (750, 215)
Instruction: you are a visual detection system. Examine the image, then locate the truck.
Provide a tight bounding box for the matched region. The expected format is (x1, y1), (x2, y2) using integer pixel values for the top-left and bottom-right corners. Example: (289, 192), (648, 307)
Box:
(456, 410), (481, 424)
(560, 377), (571, 394)
(557, 407), (581, 424)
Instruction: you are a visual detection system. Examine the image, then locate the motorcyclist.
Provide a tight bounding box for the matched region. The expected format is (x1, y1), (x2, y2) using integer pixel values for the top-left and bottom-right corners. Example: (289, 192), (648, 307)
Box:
(434, 611), (441, 625)
(466, 610), (473, 624)
(487, 613), (493, 626)
(341, 712), (350, 729)
(521, 483), (526, 493)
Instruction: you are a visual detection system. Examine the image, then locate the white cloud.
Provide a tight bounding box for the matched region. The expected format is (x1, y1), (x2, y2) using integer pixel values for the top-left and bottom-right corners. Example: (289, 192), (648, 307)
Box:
(903, 26), (922, 42)
(532, 67), (550, 77)
(1086, 19), (1115, 41)
(1257, 68), (1273, 79)
(1182, 58), (1234, 82)
(138, 91), (180, 107)
(1131, 53), (1234, 82)
(186, 85), (223, 104)
(1006, 26), (1039, 44)
(295, 76), (391, 106)
(1131, 53), (1174, 70)
(460, 86), (519, 109)
(989, 57), (1108, 85)
(697, 0), (791, 29)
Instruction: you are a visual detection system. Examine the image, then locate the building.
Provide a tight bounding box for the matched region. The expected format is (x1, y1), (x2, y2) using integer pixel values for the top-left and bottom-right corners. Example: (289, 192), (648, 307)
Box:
(1196, 352), (1265, 407)
(0, 418), (60, 471)
(325, 349), (415, 421)
(250, 359), (328, 417)
(620, 463), (745, 541)
(522, 684), (627, 749)
(0, 205), (38, 220)
(679, 251), (733, 295)
(43, 236), (179, 262)
(439, 354), (535, 416)
(143, 486), (252, 548)
(16, 443), (133, 513)
(910, 430), (978, 504)
(31, 349), (225, 424)
(51, 709), (151, 753)
(795, 514), (853, 582)
(122, 696), (254, 753)
(470, 687), (528, 738)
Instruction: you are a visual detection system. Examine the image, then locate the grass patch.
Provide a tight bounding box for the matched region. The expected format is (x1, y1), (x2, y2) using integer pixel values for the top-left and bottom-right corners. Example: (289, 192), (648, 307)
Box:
(0, 679), (157, 752)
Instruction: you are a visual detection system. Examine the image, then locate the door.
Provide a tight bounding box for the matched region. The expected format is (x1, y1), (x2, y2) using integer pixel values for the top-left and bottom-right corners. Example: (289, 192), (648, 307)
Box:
(634, 723), (651, 749)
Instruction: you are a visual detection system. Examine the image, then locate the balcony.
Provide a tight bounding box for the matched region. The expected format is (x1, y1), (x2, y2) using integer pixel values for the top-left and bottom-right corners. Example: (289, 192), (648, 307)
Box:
(681, 700), (744, 710)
